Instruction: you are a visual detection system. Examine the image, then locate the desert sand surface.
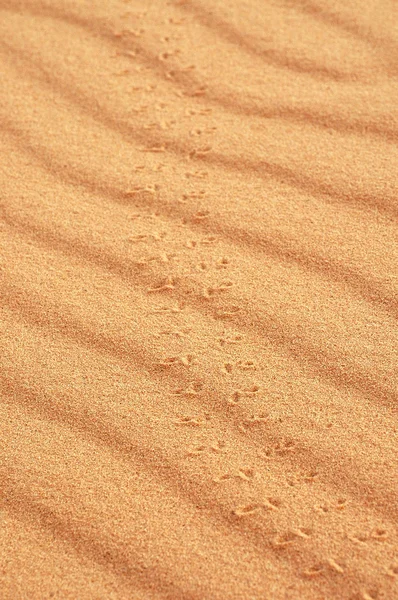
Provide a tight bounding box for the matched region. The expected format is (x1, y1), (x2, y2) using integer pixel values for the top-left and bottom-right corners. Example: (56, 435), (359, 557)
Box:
(0, 0), (398, 598)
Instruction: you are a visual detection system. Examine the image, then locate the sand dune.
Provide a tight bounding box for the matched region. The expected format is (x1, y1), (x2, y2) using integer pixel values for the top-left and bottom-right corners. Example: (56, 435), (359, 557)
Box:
(0, 1), (397, 598)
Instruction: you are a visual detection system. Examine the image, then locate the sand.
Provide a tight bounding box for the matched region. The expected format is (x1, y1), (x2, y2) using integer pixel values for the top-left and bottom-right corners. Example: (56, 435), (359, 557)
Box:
(0, 0), (397, 598)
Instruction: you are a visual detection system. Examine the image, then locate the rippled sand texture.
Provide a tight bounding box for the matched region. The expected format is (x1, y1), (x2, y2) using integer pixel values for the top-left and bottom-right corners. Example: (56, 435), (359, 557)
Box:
(1, 0), (398, 598)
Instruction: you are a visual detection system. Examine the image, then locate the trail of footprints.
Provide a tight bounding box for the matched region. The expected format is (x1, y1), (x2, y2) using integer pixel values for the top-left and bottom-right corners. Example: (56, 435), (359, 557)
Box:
(112, 11), (397, 598)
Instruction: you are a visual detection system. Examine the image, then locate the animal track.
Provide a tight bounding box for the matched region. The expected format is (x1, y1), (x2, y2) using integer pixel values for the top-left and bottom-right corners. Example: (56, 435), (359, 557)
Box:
(214, 468), (255, 483)
(229, 386), (260, 405)
(233, 503), (263, 517)
(336, 498), (348, 510)
(187, 445), (207, 456)
(201, 236), (217, 246)
(185, 169), (208, 179)
(175, 416), (202, 427)
(219, 332), (245, 346)
(303, 471), (319, 483)
(238, 467), (255, 481)
(238, 360), (256, 370)
(203, 280), (234, 298)
(173, 382), (203, 397)
(216, 257), (230, 269)
(182, 190), (207, 201)
(316, 498), (348, 513)
(302, 564), (324, 578)
(360, 591), (379, 600)
(327, 558), (345, 574)
(272, 531), (298, 548)
(348, 532), (369, 543)
(147, 276), (176, 293)
(222, 360), (257, 374)
(370, 528), (388, 541)
(148, 252), (176, 264)
(274, 439), (297, 455)
(189, 146), (212, 158)
(143, 145), (167, 153)
(216, 307), (240, 320)
(186, 440), (226, 457)
(184, 87), (207, 98)
(158, 354), (195, 367)
(241, 414), (268, 429)
(386, 564), (398, 577)
(151, 303), (184, 314)
(158, 327), (192, 338)
(211, 440), (227, 453)
(293, 527), (312, 539)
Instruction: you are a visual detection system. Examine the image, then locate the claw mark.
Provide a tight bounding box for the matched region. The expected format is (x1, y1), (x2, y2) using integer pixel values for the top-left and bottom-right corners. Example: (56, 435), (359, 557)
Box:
(222, 363), (233, 374)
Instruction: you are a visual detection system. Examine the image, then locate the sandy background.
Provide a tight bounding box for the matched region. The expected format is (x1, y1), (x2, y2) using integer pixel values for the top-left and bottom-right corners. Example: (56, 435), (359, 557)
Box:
(0, 0), (398, 598)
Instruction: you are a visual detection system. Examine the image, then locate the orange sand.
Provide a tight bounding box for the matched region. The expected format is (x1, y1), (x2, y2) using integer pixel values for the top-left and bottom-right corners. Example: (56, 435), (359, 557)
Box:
(1, 1), (398, 598)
